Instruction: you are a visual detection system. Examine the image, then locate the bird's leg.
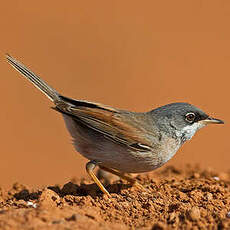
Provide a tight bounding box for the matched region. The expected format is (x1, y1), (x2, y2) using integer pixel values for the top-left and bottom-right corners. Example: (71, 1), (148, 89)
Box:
(99, 165), (135, 184)
(86, 161), (110, 196)
(100, 166), (145, 190)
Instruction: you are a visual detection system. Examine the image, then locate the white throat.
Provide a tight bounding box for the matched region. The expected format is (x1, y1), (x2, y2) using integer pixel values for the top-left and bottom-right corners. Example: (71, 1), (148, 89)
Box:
(175, 122), (206, 141)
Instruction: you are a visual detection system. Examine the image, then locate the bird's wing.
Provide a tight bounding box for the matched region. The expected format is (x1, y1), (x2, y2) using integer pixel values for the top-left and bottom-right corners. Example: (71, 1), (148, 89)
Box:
(55, 95), (152, 152)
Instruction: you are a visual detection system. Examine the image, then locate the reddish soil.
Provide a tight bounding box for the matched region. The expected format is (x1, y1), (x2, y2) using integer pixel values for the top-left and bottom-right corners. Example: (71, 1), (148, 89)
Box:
(0, 165), (230, 230)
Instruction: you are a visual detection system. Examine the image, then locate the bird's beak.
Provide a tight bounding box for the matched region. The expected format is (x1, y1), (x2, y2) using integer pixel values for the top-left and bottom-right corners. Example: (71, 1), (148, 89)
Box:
(202, 117), (224, 125)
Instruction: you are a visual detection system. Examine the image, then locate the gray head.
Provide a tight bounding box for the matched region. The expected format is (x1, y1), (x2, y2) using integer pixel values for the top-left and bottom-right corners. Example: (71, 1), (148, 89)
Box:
(150, 103), (224, 142)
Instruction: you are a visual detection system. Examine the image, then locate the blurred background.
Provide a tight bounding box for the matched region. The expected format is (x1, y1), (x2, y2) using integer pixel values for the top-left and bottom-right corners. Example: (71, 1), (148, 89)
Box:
(0, 1), (229, 188)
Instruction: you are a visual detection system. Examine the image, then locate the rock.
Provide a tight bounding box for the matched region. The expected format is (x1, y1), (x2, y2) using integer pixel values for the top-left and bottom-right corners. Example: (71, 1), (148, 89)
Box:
(188, 207), (200, 221)
(39, 188), (60, 209)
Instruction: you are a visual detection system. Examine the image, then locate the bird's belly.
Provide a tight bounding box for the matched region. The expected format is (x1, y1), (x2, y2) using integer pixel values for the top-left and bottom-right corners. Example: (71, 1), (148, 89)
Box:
(75, 141), (180, 173)
(76, 140), (180, 174)
(63, 115), (180, 173)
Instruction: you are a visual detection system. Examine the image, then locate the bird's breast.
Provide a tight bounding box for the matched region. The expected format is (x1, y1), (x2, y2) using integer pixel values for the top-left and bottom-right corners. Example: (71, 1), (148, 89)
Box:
(157, 135), (181, 165)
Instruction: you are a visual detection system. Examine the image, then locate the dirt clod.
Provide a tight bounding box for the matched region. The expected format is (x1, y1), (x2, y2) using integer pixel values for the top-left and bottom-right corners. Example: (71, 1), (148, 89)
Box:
(188, 206), (200, 221)
(39, 188), (60, 209)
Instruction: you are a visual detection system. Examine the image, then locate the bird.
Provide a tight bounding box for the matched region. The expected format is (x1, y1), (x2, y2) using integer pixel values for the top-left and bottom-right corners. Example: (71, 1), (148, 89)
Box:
(6, 54), (224, 196)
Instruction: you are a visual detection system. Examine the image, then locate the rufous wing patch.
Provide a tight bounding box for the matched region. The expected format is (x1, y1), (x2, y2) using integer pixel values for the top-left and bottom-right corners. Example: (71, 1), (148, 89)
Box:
(55, 99), (152, 151)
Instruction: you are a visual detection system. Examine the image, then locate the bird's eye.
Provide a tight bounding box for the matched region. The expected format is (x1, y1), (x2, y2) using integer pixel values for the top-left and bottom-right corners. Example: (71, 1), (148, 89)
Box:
(185, 112), (196, 123)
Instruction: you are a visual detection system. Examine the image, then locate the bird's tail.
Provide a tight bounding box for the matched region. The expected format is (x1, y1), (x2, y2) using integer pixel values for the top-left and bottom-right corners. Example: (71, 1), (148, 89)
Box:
(6, 54), (60, 103)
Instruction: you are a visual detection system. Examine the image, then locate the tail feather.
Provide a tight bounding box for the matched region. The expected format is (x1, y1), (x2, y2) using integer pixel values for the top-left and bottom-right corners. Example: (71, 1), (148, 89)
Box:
(6, 54), (60, 103)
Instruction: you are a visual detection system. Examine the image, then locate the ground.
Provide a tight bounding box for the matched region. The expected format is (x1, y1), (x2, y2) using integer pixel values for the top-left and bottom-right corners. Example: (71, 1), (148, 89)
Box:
(0, 165), (230, 230)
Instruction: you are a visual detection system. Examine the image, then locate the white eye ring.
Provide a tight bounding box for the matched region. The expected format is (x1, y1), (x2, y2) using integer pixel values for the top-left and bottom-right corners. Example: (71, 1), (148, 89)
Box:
(185, 112), (196, 123)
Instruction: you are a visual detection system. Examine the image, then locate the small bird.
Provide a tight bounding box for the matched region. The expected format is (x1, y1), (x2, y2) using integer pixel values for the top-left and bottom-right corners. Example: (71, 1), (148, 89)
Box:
(6, 55), (224, 196)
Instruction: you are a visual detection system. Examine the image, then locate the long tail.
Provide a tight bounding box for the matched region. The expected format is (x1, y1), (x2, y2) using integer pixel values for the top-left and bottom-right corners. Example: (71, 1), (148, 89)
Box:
(6, 54), (60, 103)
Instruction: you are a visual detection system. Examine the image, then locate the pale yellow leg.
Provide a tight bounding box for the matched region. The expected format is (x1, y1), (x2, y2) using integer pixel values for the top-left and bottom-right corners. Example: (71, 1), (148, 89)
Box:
(99, 165), (135, 184)
(86, 161), (111, 196)
(99, 166), (145, 190)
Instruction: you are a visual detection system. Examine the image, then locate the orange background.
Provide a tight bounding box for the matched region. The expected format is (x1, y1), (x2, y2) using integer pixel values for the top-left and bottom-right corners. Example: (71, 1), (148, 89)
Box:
(0, 1), (229, 188)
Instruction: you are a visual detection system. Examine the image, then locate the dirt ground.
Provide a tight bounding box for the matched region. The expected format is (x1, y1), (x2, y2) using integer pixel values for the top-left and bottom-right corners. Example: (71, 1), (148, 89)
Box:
(0, 165), (230, 230)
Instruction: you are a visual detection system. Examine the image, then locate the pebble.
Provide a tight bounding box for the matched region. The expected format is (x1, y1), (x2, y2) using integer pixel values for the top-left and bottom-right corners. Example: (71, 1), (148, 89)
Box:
(188, 207), (200, 221)
(39, 188), (60, 209)
(226, 212), (230, 218)
(206, 193), (213, 201)
(27, 201), (37, 208)
(213, 177), (220, 181)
